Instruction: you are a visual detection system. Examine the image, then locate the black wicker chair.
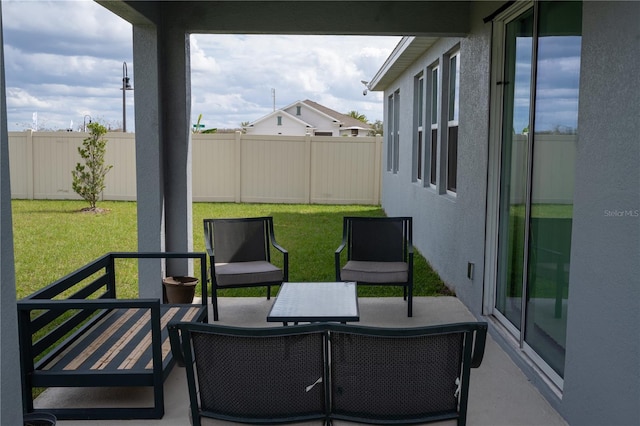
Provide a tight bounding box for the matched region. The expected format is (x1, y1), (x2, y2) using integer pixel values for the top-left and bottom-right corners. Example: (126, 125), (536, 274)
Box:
(170, 323), (328, 425)
(335, 216), (414, 316)
(204, 217), (288, 321)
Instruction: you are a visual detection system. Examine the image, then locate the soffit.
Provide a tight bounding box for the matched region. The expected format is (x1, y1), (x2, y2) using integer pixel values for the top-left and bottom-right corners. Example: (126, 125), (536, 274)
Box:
(369, 36), (439, 92)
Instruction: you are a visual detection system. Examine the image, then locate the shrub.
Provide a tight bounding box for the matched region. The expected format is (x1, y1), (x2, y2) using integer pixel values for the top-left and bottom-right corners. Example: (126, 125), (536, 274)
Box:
(71, 122), (113, 210)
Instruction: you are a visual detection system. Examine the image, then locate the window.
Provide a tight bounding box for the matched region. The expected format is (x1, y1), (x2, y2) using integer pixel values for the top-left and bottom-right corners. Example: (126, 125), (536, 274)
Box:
(296, 106), (301, 116)
(387, 94), (393, 171)
(351, 128), (358, 136)
(393, 90), (400, 173)
(387, 90), (400, 173)
(277, 116), (282, 126)
(429, 65), (439, 186)
(446, 50), (460, 193)
(414, 72), (424, 181)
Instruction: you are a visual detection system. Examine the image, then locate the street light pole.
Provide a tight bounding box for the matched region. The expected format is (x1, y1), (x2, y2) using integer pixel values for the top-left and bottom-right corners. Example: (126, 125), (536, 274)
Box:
(83, 115), (92, 132)
(122, 62), (133, 132)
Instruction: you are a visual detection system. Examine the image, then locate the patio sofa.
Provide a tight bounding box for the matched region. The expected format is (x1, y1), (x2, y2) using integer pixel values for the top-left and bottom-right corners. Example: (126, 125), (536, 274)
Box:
(169, 321), (487, 426)
(17, 252), (209, 420)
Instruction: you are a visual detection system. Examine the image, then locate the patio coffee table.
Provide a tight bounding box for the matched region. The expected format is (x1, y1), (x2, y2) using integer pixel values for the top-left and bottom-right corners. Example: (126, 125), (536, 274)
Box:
(267, 282), (359, 325)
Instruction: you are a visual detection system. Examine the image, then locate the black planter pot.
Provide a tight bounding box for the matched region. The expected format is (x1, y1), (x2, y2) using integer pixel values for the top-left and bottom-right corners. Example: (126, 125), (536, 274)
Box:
(23, 412), (57, 426)
(163, 276), (198, 304)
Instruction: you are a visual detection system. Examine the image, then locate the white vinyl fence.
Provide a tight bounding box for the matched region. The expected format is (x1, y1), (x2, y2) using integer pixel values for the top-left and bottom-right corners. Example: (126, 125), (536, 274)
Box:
(9, 131), (382, 205)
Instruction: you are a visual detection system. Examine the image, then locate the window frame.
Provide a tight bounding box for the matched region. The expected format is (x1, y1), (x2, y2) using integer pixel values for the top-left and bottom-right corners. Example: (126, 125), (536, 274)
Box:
(413, 72), (425, 182)
(428, 63), (440, 188)
(387, 90), (401, 174)
(446, 49), (460, 195)
(387, 94), (393, 171)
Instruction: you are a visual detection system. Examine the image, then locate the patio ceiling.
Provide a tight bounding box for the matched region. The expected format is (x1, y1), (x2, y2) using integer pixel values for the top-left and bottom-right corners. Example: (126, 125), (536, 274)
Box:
(97, 1), (472, 36)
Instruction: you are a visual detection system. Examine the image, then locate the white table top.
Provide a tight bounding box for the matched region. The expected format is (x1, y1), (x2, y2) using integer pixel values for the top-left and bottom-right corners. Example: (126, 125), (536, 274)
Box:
(267, 282), (359, 324)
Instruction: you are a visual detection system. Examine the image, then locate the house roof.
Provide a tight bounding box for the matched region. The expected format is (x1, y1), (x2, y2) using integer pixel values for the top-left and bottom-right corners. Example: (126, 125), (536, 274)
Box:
(301, 99), (372, 130)
(246, 99), (372, 131)
(369, 36), (440, 91)
(245, 109), (314, 129)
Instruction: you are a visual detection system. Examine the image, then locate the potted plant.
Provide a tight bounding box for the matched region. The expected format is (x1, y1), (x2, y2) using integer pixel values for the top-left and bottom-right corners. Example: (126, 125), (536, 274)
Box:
(23, 412), (57, 425)
(162, 276), (198, 304)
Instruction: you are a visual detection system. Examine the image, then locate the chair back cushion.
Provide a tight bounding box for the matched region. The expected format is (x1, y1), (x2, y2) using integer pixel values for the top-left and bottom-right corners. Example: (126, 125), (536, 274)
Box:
(213, 219), (268, 263)
(190, 328), (327, 422)
(330, 329), (463, 423)
(350, 218), (406, 262)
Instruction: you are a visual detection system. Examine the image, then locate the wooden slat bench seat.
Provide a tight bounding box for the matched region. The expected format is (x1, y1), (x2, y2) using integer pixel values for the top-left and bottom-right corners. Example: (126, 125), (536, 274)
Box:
(18, 252), (209, 420)
(42, 305), (203, 376)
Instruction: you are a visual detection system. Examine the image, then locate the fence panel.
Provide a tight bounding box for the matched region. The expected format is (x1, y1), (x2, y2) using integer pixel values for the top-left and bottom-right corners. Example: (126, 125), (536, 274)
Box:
(311, 136), (381, 204)
(9, 131), (382, 205)
(32, 133), (81, 200)
(192, 133), (237, 202)
(103, 133), (137, 201)
(8, 132), (30, 199)
(240, 135), (309, 204)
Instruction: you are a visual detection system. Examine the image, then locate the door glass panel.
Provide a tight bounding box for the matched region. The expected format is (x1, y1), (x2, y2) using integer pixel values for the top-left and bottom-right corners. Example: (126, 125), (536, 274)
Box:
(525, 0), (581, 377)
(496, 8), (534, 330)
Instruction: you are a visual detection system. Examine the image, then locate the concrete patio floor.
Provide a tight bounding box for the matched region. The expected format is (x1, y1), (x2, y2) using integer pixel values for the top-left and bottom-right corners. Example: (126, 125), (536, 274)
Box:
(37, 296), (567, 426)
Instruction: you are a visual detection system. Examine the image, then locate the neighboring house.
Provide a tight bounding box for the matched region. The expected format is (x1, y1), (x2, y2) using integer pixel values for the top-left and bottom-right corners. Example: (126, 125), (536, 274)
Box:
(244, 99), (372, 137)
(368, 2), (638, 426)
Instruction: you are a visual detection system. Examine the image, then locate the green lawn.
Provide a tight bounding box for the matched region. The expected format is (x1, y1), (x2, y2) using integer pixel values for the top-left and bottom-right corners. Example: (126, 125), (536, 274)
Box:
(12, 200), (451, 299)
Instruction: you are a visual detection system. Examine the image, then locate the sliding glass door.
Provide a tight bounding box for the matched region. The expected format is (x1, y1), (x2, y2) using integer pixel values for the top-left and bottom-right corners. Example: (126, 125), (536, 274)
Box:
(494, 1), (581, 385)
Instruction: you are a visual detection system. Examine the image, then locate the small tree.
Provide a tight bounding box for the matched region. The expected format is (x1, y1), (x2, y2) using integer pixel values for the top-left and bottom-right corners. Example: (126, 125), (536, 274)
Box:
(72, 122), (112, 210)
(370, 119), (384, 136)
(346, 110), (368, 123)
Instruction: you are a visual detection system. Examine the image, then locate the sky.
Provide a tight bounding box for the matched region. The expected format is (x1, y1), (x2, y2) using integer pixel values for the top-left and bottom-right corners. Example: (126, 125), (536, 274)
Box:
(2, 0), (401, 132)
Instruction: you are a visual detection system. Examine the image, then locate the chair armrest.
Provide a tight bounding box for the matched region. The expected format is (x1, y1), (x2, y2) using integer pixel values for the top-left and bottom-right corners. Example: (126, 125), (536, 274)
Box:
(271, 240), (288, 256)
(18, 297), (163, 311)
(470, 323), (488, 368)
(335, 239), (347, 281)
(280, 249), (290, 281)
(268, 220), (289, 281)
(203, 220), (215, 259)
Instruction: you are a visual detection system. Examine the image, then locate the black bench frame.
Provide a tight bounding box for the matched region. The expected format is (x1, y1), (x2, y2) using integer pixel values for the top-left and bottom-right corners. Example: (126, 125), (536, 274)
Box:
(17, 252), (209, 420)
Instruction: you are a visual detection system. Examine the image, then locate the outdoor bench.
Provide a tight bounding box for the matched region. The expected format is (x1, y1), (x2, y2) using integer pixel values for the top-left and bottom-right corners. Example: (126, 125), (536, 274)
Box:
(17, 252), (209, 421)
(169, 321), (487, 426)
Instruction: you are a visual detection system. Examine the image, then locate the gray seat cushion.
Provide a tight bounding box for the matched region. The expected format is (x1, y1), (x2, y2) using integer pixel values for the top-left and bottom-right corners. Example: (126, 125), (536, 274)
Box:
(341, 260), (408, 284)
(215, 261), (283, 286)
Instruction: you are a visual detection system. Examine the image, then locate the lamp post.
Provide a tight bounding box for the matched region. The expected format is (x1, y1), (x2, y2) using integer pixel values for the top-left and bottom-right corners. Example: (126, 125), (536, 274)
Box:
(121, 62), (133, 132)
(83, 115), (92, 132)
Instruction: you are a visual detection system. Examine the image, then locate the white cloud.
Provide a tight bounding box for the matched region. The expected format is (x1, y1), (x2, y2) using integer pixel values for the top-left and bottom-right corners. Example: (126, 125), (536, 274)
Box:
(189, 34), (400, 129)
(6, 87), (50, 109)
(3, 2), (400, 131)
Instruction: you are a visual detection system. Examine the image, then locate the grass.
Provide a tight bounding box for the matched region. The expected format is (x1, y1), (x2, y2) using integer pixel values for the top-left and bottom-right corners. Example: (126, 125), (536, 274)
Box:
(12, 200), (451, 299)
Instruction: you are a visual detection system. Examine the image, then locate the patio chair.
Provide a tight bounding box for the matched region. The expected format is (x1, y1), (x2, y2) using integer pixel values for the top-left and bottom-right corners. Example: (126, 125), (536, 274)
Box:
(169, 322), (328, 426)
(329, 322), (487, 426)
(204, 217), (288, 321)
(335, 216), (414, 317)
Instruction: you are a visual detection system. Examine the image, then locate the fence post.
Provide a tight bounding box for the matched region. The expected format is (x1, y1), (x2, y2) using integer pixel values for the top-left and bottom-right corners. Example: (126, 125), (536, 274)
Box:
(234, 131), (242, 203)
(374, 134), (382, 205)
(305, 132), (312, 204)
(26, 130), (34, 200)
